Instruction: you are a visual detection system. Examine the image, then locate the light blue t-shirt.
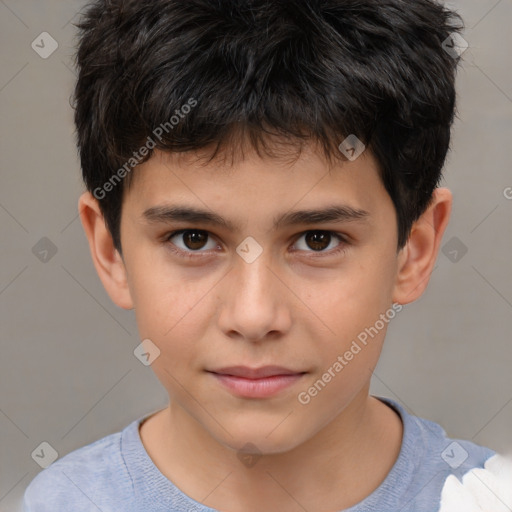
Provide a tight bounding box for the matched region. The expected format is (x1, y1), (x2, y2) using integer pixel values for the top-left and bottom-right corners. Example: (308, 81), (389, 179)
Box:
(22, 397), (495, 511)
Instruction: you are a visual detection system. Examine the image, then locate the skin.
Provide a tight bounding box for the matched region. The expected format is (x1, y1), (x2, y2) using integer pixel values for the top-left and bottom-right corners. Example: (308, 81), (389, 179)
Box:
(79, 142), (452, 512)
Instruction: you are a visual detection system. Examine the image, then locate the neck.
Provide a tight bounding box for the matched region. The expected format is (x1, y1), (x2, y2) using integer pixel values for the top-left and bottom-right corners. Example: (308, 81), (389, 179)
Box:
(140, 392), (402, 511)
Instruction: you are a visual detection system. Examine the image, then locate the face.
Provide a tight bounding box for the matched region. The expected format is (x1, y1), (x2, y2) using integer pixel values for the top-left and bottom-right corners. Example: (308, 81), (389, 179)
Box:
(119, 144), (403, 455)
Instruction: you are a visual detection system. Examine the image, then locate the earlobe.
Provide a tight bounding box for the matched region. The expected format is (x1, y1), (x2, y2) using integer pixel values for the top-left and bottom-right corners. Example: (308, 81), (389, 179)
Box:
(392, 188), (452, 305)
(78, 191), (134, 310)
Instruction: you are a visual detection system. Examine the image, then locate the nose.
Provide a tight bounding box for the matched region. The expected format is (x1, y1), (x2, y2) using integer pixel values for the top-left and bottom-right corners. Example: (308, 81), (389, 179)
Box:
(217, 249), (292, 342)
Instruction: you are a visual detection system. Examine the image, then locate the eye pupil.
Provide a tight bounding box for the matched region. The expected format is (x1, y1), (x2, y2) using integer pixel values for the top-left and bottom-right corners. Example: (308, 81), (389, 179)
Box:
(184, 230), (208, 250)
(306, 231), (330, 251)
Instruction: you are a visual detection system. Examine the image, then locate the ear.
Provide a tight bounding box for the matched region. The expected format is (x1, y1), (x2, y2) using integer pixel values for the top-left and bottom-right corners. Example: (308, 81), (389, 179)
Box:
(78, 191), (134, 310)
(392, 187), (452, 305)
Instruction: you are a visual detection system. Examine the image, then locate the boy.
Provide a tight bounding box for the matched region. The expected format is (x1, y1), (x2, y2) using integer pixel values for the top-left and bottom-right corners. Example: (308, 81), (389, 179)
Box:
(22, 0), (504, 510)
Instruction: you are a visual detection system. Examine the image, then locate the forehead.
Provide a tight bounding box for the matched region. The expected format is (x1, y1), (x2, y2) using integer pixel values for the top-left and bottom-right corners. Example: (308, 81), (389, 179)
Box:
(123, 144), (390, 230)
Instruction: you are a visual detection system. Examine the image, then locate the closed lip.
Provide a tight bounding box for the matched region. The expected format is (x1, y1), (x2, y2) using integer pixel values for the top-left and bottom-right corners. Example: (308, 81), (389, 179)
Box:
(207, 366), (306, 379)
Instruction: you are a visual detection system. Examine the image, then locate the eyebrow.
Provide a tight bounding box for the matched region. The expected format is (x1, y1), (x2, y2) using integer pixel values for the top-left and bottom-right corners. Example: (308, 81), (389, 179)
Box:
(142, 204), (370, 232)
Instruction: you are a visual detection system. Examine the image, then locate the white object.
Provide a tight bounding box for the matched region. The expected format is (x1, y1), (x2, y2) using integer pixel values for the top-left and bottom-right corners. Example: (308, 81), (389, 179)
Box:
(439, 453), (512, 511)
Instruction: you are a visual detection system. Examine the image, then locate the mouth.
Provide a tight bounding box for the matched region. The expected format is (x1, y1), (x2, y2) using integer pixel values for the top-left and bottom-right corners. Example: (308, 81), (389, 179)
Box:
(206, 366), (307, 398)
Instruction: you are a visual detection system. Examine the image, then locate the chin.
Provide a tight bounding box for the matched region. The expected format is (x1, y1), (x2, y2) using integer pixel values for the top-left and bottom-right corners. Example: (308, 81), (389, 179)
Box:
(214, 421), (308, 457)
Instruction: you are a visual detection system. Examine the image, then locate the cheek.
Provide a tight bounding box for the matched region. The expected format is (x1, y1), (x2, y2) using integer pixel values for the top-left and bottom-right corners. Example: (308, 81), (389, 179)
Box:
(302, 260), (394, 339)
(129, 267), (217, 364)
(297, 254), (397, 394)
(130, 252), (212, 324)
(297, 322), (389, 420)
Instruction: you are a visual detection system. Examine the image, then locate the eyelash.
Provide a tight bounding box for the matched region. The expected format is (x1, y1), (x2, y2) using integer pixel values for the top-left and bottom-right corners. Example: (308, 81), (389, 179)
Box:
(162, 229), (350, 260)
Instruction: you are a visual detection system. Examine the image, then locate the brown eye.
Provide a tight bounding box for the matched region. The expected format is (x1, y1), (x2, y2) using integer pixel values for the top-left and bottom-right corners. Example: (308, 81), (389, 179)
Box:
(293, 230), (346, 255)
(166, 229), (217, 253)
(182, 230), (209, 250)
(304, 231), (332, 251)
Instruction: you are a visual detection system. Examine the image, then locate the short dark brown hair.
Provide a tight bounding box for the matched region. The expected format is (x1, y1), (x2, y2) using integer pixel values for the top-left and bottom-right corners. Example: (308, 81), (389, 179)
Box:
(73, 0), (465, 254)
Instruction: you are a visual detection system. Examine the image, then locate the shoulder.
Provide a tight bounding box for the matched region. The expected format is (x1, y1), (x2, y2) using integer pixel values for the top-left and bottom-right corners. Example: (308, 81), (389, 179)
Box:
(403, 404), (495, 473)
(371, 397), (497, 511)
(22, 420), (138, 512)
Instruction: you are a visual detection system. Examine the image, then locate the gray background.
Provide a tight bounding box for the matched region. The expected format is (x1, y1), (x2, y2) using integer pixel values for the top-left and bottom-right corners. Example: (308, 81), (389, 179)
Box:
(1, 1), (511, 510)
